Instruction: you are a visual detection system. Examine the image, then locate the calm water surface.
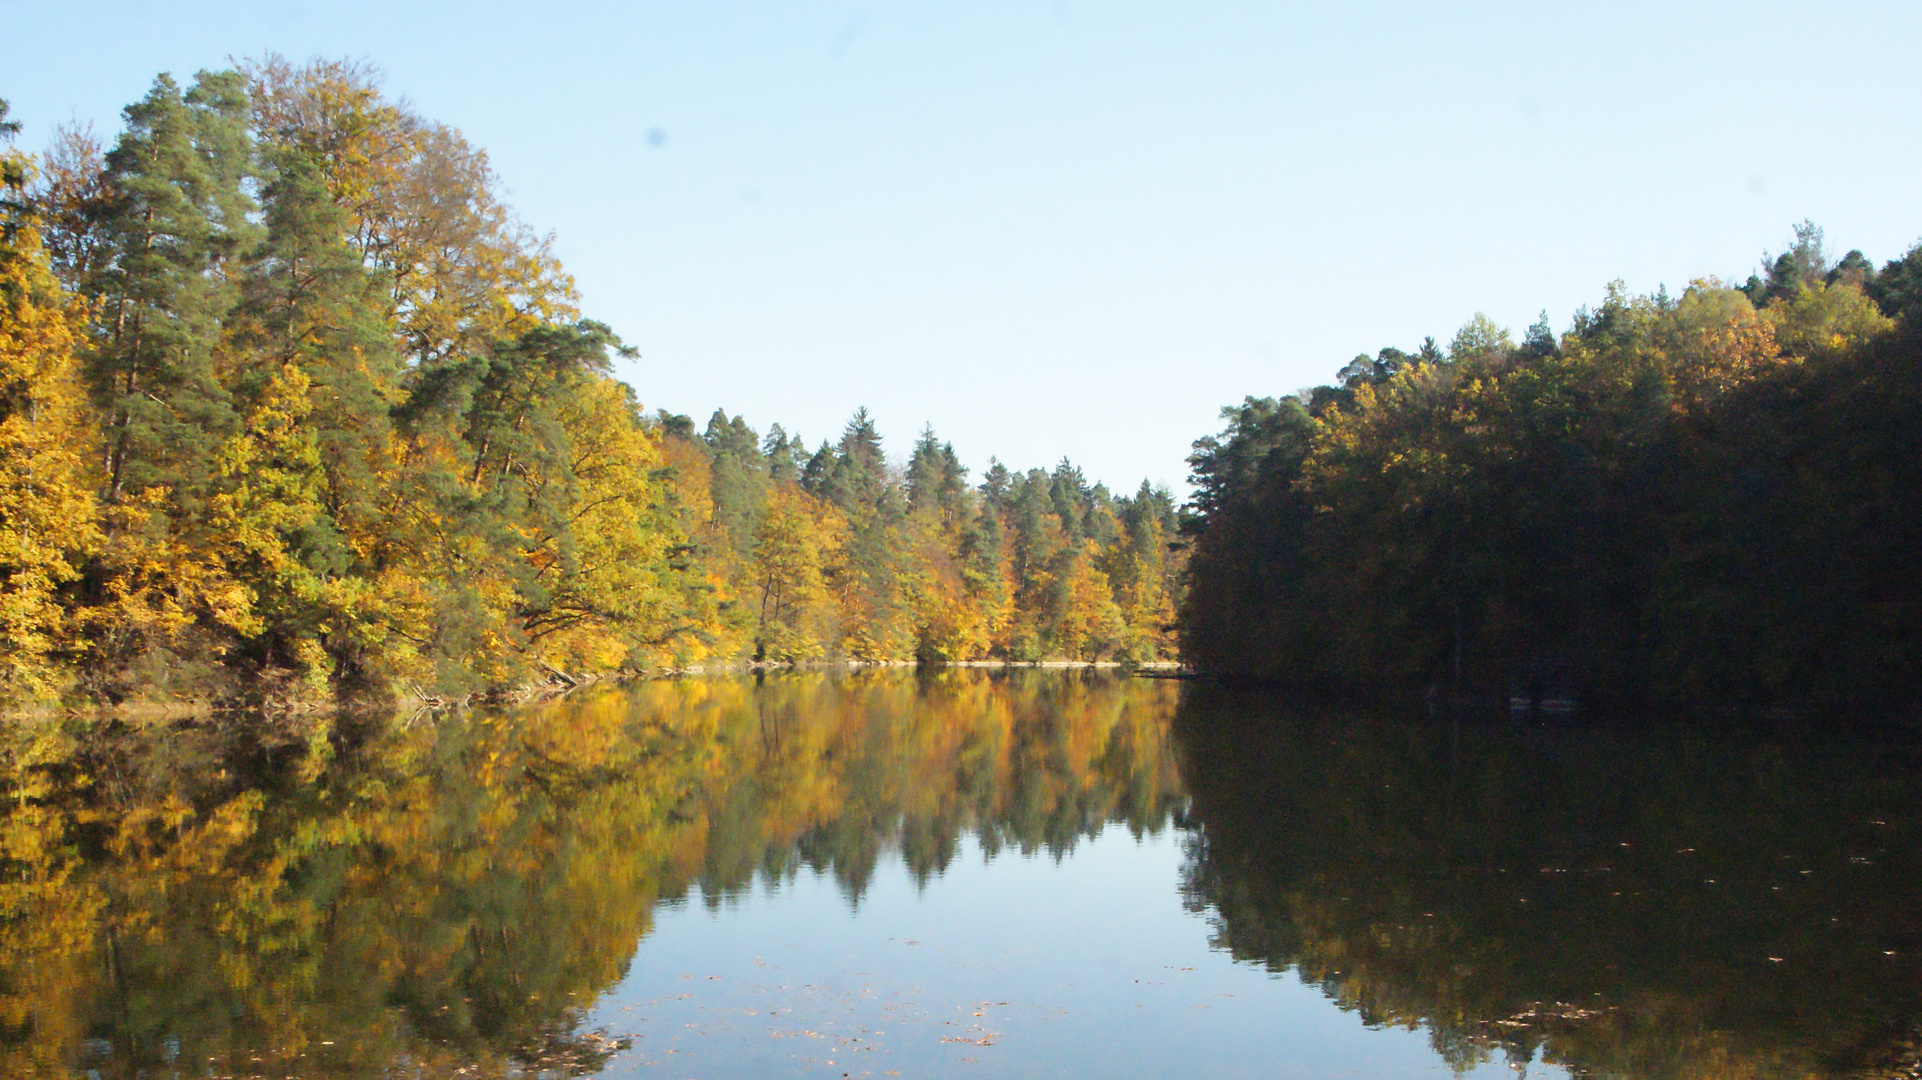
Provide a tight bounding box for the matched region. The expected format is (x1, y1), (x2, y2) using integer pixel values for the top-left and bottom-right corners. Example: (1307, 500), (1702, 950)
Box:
(2, 671), (1918, 1078)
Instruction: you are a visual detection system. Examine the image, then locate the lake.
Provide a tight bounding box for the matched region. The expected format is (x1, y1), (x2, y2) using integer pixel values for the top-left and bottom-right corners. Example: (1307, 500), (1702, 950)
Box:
(2, 670), (1918, 1078)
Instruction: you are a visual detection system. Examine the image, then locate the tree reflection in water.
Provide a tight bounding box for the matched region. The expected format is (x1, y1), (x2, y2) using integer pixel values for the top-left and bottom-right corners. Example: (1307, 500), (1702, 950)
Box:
(7, 674), (1922, 1079)
(0, 670), (1180, 1078)
(1174, 687), (1922, 1080)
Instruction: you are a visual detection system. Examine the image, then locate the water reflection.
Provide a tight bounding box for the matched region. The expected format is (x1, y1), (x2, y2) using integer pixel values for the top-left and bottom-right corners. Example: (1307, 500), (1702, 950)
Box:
(0, 670), (1180, 1078)
(1174, 687), (1922, 1079)
(6, 673), (1921, 1078)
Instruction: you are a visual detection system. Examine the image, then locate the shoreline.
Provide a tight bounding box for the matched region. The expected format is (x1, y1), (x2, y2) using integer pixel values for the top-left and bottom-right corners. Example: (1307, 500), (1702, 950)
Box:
(0, 658), (1190, 723)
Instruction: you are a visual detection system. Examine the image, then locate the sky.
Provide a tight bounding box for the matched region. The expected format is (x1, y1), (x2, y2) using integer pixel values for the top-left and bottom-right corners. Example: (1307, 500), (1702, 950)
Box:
(6, 1), (1920, 493)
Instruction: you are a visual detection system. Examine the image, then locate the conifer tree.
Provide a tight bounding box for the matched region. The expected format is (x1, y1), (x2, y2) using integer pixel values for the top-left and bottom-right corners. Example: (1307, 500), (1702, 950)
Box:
(87, 71), (258, 502)
(216, 146), (406, 684)
(703, 409), (768, 555)
(906, 426), (945, 514)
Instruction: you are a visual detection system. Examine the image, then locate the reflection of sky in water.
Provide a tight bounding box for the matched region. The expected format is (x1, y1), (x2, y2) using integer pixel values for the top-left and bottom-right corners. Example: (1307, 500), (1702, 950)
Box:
(593, 825), (1561, 1078)
(12, 673), (1916, 1077)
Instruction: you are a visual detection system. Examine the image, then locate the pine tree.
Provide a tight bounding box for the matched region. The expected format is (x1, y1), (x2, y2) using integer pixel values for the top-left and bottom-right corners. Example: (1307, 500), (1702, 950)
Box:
(762, 423), (802, 481)
(217, 146), (406, 686)
(703, 409), (767, 555)
(906, 425), (945, 514)
(71, 72), (268, 690)
(86, 71), (259, 503)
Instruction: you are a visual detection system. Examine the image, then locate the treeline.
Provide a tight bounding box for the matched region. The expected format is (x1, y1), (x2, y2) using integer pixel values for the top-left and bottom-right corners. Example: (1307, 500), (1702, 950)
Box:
(1183, 222), (1922, 708)
(0, 62), (1180, 707)
(656, 407), (1180, 668)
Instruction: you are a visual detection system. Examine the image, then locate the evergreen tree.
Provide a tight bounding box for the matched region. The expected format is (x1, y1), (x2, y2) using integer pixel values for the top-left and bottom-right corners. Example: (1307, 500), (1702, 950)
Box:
(703, 409), (767, 555)
(1048, 458), (1087, 540)
(216, 146), (405, 683)
(1871, 242), (1922, 330)
(762, 423), (802, 481)
(800, 440), (834, 495)
(905, 425), (945, 514)
(86, 71), (259, 502)
(1520, 311), (1559, 358)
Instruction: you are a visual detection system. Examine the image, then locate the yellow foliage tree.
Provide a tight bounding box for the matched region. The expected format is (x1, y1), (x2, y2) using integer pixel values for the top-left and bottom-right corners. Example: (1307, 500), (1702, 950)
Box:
(749, 483), (849, 661)
(1763, 278), (1894, 363)
(1660, 279), (1786, 411)
(525, 377), (696, 672)
(0, 159), (98, 699)
(1050, 545), (1129, 661)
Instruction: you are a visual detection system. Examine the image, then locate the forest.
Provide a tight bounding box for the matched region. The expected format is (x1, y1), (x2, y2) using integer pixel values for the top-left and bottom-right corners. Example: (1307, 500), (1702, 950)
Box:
(8, 58), (1919, 716)
(0, 61), (1183, 709)
(1182, 222), (1922, 710)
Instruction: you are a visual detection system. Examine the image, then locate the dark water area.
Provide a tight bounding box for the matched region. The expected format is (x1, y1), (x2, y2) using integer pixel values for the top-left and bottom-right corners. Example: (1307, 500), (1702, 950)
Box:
(1176, 687), (1922, 1079)
(1, 672), (1918, 1078)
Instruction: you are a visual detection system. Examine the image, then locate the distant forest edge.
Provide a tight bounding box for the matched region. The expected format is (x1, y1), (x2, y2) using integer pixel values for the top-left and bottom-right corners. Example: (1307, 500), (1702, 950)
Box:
(1182, 221), (1922, 710)
(0, 62), (1182, 709)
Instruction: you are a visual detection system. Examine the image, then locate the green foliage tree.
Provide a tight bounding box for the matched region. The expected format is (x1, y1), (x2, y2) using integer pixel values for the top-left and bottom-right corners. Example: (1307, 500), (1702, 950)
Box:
(1180, 230), (1918, 708)
(86, 71), (258, 501)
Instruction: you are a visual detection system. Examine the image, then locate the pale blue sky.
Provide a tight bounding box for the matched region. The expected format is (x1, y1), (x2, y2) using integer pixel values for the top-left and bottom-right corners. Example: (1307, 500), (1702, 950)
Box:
(6, 1), (1920, 491)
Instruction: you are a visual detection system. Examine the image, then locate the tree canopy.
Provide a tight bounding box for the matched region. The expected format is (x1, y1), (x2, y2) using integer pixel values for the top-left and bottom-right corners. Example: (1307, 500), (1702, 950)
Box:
(1182, 229), (1922, 710)
(0, 65), (1182, 708)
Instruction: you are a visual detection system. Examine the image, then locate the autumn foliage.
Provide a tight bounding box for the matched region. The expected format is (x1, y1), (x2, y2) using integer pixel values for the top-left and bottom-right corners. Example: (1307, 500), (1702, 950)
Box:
(0, 670), (1181, 1076)
(0, 65), (1180, 708)
(1182, 226), (1922, 708)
